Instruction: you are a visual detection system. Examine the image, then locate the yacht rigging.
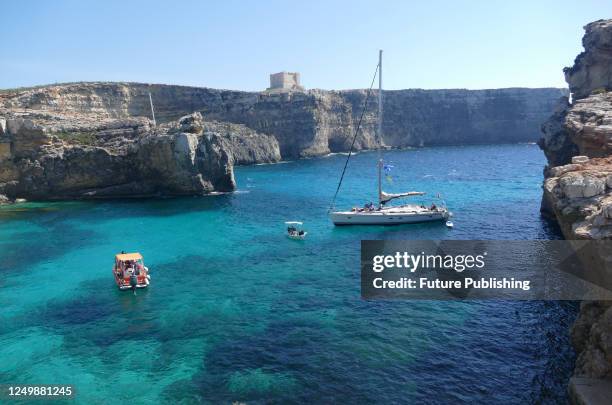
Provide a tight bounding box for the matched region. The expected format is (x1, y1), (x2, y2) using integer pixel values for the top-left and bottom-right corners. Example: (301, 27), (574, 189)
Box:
(329, 50), (451, 226)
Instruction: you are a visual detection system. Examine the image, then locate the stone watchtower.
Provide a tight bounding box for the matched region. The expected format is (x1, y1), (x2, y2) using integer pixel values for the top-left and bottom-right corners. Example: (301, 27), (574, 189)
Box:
(268, 72), (304, 92)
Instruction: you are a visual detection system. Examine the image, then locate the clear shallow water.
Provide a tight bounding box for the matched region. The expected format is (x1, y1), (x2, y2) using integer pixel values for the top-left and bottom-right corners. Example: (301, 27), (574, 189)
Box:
(0, 144), (576, 404)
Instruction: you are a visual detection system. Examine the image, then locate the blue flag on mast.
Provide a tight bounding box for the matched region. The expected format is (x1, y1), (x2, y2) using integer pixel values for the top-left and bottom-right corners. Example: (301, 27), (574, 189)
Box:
(384, 164), (394, 183)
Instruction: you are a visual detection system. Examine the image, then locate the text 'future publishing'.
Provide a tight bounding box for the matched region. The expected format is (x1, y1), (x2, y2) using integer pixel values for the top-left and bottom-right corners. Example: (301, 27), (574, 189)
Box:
(370, 251), (531, 292)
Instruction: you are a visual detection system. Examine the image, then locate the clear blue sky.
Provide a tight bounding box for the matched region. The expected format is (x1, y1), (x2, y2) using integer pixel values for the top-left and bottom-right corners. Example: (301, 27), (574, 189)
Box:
(0, 0), (608, 91)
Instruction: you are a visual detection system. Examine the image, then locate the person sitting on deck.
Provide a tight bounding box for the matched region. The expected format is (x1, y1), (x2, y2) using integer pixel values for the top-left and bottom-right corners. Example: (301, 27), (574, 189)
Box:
(363, 202), (375, 211)
(430, 203), (437, 210)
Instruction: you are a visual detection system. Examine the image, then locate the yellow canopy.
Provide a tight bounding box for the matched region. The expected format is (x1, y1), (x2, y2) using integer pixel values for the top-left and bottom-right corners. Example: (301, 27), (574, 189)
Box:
(115, 253), (143, 261)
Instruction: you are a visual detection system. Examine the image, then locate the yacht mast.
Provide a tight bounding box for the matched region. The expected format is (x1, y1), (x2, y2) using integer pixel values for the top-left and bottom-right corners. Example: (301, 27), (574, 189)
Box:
(328, 54), (382, 212)
(148, 92), (157, 127)
(378, 49), (383, 209)
(378, 49), (383, 146)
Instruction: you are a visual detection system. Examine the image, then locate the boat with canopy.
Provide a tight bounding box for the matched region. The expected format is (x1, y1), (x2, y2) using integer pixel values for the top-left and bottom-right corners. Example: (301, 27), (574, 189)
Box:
(329, 50), (451, 226)
(285, 221), (307, 240)
(113, 252), (151, 290)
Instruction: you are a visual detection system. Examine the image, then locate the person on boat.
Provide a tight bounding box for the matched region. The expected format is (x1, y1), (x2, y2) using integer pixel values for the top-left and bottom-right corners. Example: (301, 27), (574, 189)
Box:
(124, 260), (134, 275)
(136, 262), (144, 273)
(430, 203), (437, 210)
(363, 202), (374, 211)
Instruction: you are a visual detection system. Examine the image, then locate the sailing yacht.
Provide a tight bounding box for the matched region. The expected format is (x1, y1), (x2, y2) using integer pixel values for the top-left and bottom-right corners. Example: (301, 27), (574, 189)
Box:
(329, 50), (451, 226)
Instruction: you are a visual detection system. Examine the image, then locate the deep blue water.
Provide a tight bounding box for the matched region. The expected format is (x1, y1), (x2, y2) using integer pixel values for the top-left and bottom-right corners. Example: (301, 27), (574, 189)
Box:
(0, 144), (576, 404)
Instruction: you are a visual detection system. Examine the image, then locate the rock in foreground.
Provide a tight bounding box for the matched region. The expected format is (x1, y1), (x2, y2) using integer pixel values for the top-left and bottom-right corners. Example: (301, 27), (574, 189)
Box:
(539, 18), (612, 390)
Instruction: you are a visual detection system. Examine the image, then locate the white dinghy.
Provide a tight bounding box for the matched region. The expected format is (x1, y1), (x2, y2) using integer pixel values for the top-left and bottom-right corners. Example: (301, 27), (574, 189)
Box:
(285, 221), (307, 240)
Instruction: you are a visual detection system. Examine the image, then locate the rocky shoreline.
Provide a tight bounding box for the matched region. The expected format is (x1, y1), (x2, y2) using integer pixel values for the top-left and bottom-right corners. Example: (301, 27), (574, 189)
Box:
(539, 19), (612, 401)
(0, 110), (280, 202)
(0, 81), (563, 202)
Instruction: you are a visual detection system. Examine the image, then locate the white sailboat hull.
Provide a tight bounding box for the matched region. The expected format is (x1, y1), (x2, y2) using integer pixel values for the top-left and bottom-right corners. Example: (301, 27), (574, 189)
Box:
(330, 205), (449, 225)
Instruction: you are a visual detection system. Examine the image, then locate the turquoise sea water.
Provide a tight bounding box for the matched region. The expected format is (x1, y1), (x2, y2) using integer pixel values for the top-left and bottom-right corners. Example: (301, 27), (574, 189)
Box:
(0, 144), (576, 404)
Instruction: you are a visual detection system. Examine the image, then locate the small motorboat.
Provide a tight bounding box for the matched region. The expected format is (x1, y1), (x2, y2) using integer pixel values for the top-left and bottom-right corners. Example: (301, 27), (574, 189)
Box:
(285, 221), (307, 240)
(446, 221), (454, 228)
(113, 252), (151, 290)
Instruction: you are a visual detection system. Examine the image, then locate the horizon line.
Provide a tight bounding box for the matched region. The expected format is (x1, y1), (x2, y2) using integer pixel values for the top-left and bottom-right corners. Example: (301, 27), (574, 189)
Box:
(0, 80), (570, 94)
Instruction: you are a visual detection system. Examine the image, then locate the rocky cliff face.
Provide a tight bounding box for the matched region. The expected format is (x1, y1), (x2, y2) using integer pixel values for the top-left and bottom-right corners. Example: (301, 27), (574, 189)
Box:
(204, 120), (281, 166)
(539, 19), (612, 386)
(1, 83), (565, 159)
(0, 73), (564, 201)
(379, 88), (566, 146)
(0, 109), (281, 201)
(565, 19), (612, 100)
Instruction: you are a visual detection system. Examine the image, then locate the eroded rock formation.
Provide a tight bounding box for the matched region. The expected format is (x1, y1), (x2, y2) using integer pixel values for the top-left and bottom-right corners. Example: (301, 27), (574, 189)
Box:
(0, 61), (571, 203)
(539, 19), (612, 389)
(0, 79), (563, 201)
(1, 82), (565, 159)
(565, 19), (612, 100)
(0, 110), (281, 201)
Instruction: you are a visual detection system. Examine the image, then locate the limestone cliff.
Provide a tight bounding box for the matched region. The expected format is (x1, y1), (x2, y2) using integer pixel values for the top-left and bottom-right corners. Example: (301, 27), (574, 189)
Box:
(0, 111), (272, 201)
(202, 121), (280, 166)
(539, 19), (612, 391)
(565, 19), (612, 100)
(0, 74), (563, 202)
(348, 87), (567, 148)
(1, 83), (565, 160)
